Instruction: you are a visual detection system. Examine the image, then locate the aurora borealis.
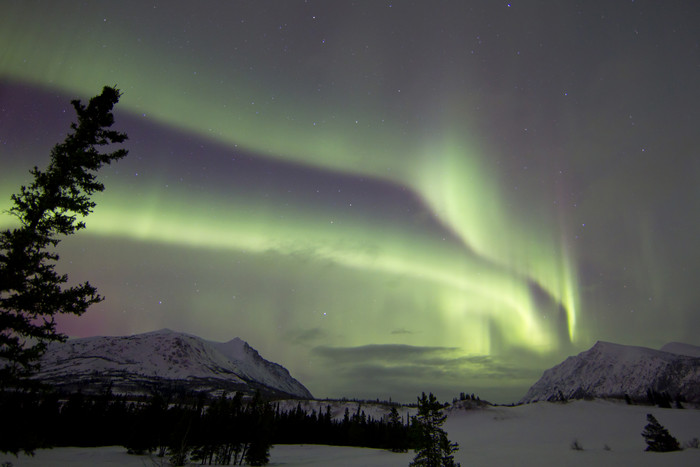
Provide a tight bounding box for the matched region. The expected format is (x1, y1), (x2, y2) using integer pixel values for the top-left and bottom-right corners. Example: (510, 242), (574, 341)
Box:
(1, 1), (699, 403)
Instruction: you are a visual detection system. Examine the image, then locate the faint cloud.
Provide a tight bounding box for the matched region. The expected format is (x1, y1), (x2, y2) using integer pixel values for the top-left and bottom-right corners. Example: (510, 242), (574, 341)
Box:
(312, 343), (458, 363)
(309, 343), (543, 403)
(312, 343), (538, 381)
(286, 327), (325, 345)
(390, 328), (414, 335)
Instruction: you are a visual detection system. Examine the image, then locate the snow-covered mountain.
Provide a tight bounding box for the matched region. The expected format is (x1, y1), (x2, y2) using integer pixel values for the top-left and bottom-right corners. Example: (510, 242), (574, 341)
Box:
(661, 342), (700, 358)
(520, 341), (700, 404)
(33, 329), (312, 399)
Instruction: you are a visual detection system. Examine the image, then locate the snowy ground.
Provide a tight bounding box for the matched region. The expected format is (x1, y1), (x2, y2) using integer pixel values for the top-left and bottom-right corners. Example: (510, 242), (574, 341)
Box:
(445, 399), (700, 467)
(5, 400), (700, 466)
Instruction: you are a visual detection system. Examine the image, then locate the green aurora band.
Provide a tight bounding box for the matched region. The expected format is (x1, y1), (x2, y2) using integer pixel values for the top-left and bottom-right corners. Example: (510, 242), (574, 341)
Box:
(0, 2), (579, 370)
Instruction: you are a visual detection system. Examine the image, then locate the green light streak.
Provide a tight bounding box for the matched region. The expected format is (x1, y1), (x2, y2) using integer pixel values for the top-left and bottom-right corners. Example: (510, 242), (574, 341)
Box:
(65, 187), (558, 353)
(1, 181), (563, 354)
(0, 3), (580, 352)
(414, 135), (579, 341)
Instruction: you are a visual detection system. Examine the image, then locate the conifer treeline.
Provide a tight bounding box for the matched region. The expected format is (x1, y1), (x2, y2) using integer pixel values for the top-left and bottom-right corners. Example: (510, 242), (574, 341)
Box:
(0, 389), (412, 464)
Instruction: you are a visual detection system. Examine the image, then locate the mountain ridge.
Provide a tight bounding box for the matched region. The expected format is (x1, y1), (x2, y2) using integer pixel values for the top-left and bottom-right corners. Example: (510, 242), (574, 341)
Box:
(520, 340), (700, 404)
(33, 329), (313, 399)
(661, 342), (700, 358)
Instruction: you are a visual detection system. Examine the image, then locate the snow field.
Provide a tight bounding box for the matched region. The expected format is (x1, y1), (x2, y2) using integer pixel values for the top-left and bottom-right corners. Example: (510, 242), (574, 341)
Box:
(5, 400), (700, 466)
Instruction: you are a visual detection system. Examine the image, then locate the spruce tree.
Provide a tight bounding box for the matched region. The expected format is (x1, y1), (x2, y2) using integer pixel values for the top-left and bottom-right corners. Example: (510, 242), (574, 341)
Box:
(244, 391), (273, 465)
(410, 392), (460, 467)
(387, 406), (408, 452)
(641, 413), (681, 452)
(0, 86), (127, 387)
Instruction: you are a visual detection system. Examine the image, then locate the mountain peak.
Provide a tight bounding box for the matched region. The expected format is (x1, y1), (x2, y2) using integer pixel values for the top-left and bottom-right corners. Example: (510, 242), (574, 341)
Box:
(35, 330), (313, 399)
(521, 340), (700, 404)
(590, 340), (618, 350)
(145, 328), (177, 335)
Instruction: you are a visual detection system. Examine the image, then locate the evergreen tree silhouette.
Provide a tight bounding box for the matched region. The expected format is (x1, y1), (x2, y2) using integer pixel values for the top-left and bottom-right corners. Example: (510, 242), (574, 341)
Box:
(641, 413), (681, 452)
(386, 405), (408, 452)
(0, 86), (127, 386)
(243, 390), (273, 465)
(410, 392), (460, 466)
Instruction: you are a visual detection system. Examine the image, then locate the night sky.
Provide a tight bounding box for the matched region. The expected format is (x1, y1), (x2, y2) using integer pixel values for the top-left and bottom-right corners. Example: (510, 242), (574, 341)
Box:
(1, 1), (699, 403)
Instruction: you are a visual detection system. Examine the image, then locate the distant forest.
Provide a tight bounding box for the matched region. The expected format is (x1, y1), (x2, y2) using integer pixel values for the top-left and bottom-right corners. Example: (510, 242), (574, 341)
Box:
(1, 389), (414, 465)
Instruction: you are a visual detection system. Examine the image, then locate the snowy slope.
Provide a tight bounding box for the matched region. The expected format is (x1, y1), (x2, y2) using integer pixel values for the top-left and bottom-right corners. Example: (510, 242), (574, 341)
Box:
(10, 400), (700, 466)
(661, 342), (700, 358)
(207, 337), (311, 398)
(35, 329), (312, 399)
(521, 341), (700, 404)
